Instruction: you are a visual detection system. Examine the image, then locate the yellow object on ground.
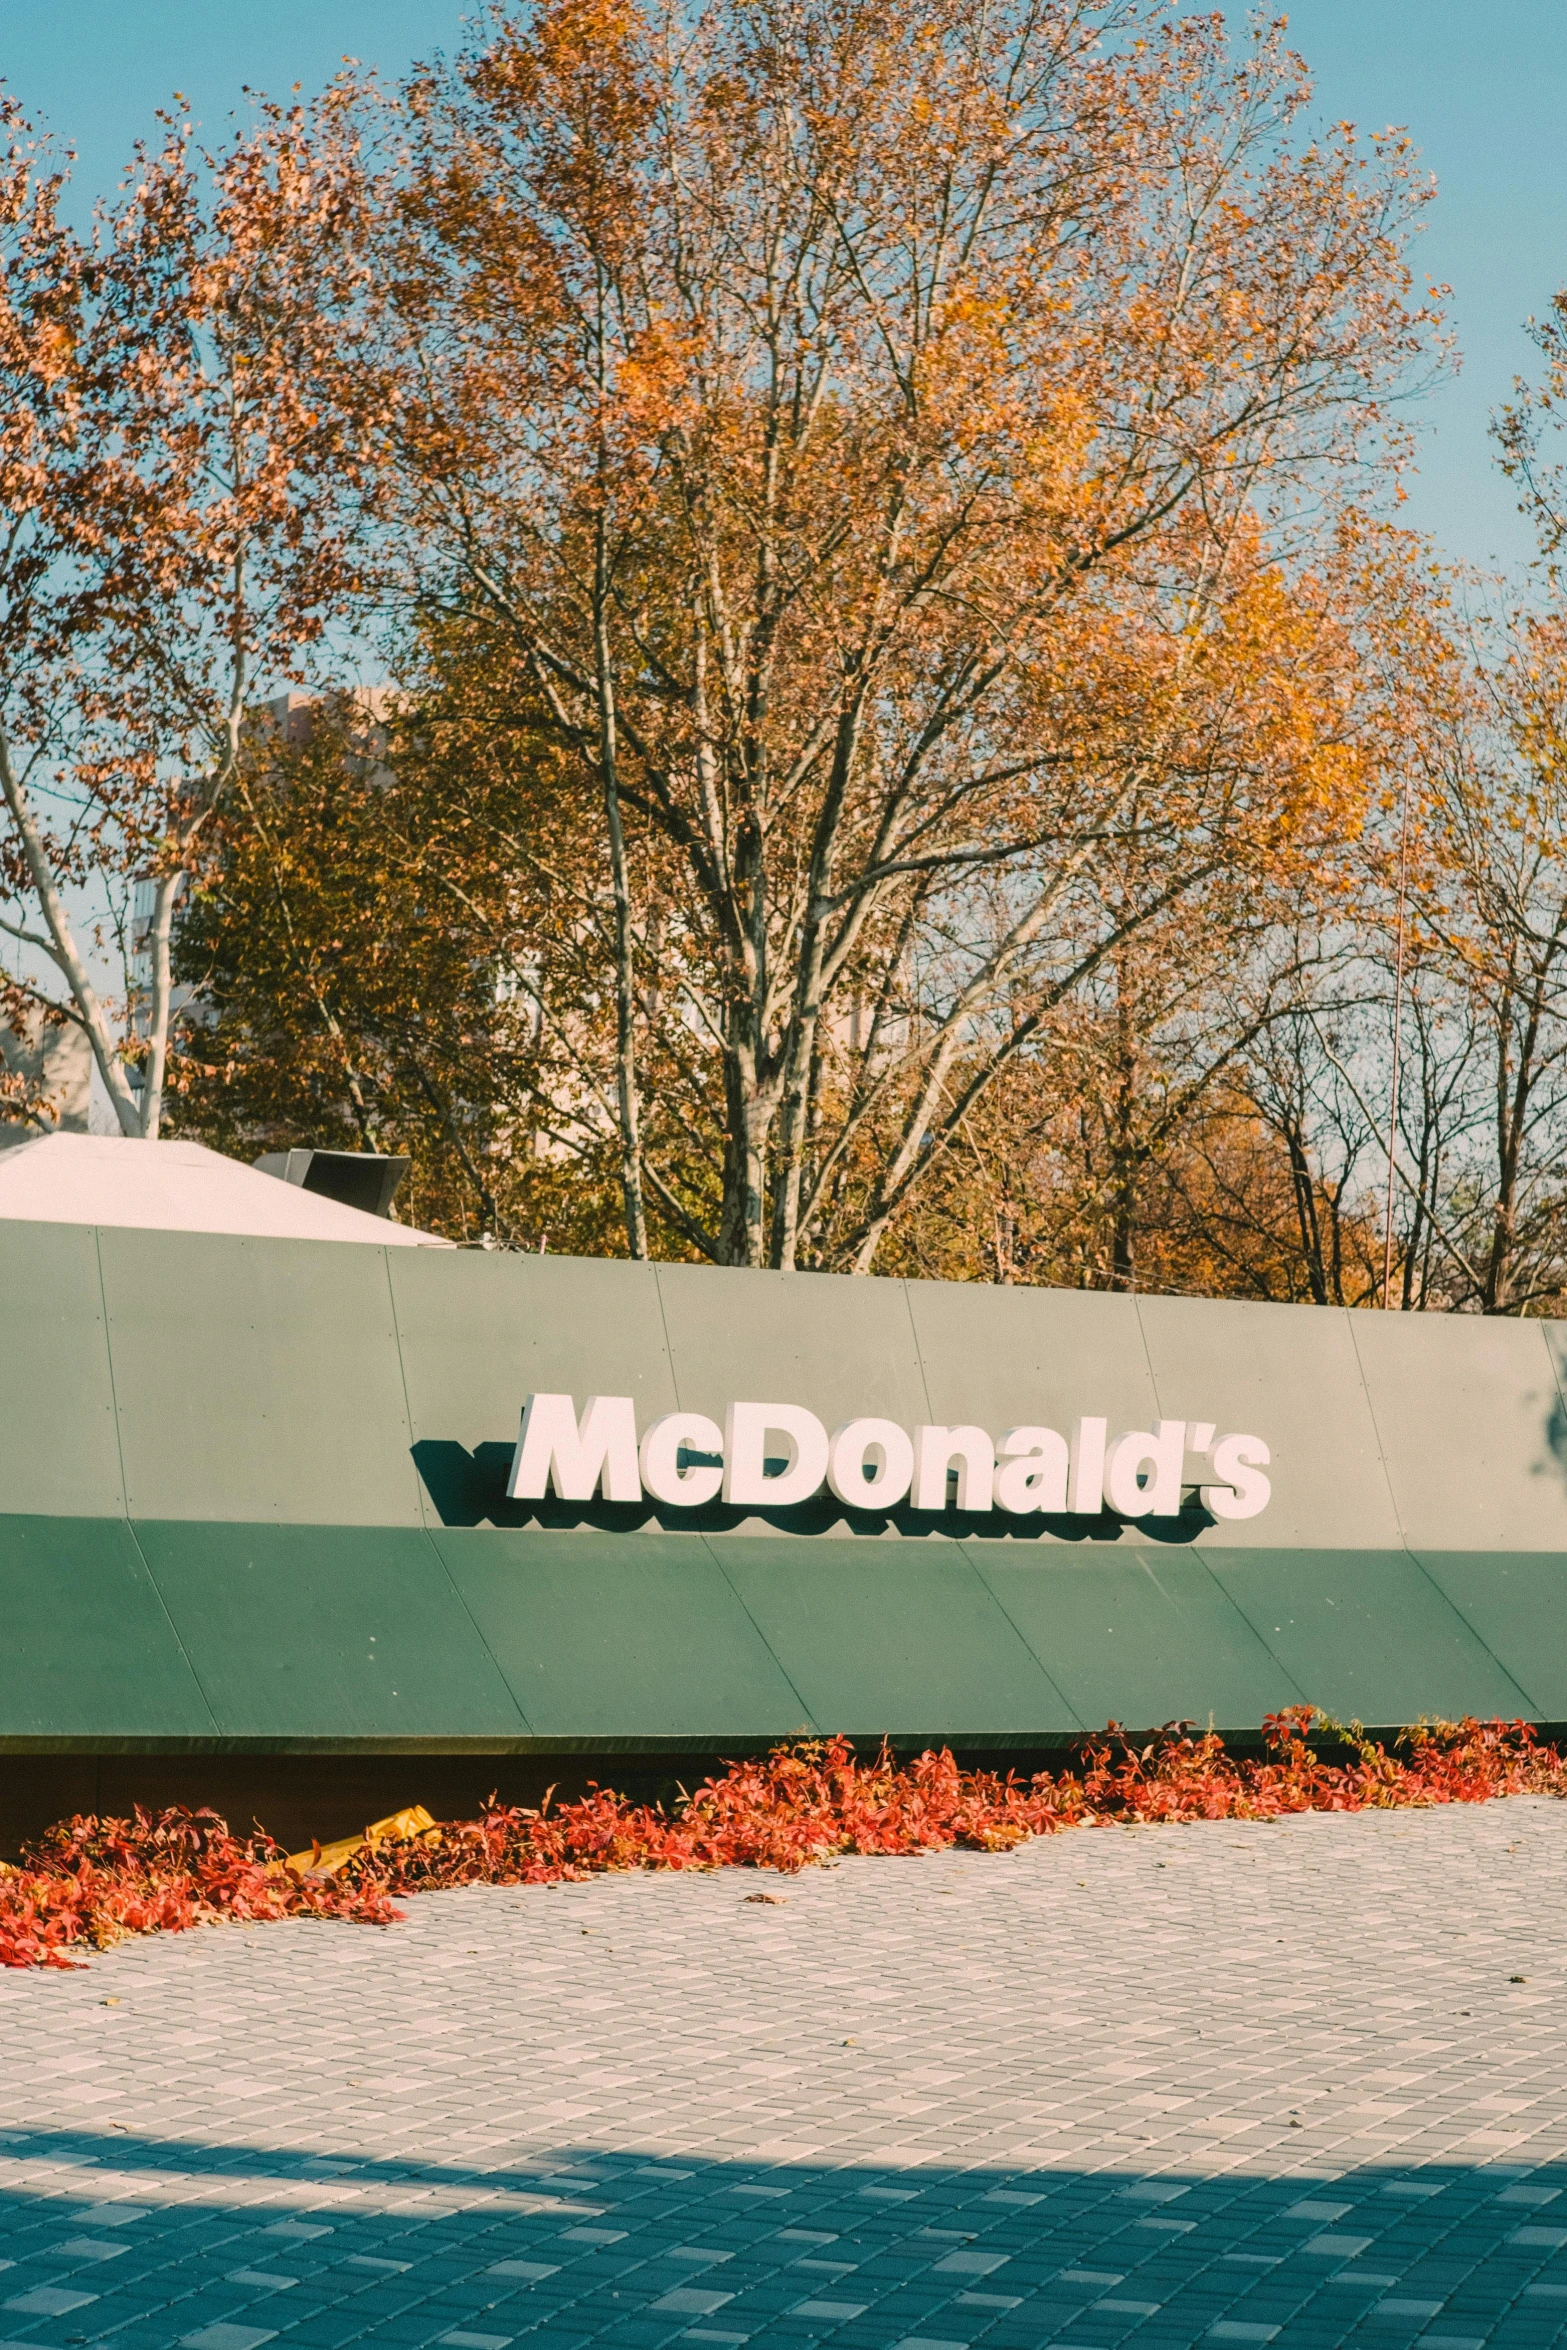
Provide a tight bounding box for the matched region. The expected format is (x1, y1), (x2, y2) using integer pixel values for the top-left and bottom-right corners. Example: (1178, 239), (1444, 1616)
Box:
(283, 1804), (440, 1878)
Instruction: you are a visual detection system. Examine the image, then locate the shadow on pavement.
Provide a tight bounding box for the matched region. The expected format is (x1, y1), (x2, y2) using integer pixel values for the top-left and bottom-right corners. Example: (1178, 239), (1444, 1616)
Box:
(0, 2122), (1561, 2348)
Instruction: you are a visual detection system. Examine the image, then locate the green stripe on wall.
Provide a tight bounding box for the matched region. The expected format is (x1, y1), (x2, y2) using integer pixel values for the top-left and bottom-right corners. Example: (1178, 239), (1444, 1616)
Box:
(2, 1516), (1564, 1750)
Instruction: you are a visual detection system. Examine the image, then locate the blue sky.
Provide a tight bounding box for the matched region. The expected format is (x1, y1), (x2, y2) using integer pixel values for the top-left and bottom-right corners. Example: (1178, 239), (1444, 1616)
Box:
(1, 0), (1561, 574)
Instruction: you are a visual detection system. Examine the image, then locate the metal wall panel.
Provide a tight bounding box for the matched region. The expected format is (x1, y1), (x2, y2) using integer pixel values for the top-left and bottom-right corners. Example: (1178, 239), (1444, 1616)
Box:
(0, 1225), (123, 1517)
(905, 1279), (1157, 1450)
(5, 1225), (1567, 1750)
(1412, 1550), (1567, 1719)
(1135, 1293), (1400, 1552)
(100, 1229), (422, 1526)
(0, 1516), (215, 1740)
(35, 1230), (1567, 1558)
(1351, 1312), (1567, 1551)
(1205, 1549), (1534, 1725)
(970, 1543), (1305, 1732)
(392, 1252), (679, 1531)
(653, 1265), (931, 1536)
(708, 1535), (1079, 1735)
(3, 1513), (1564, 1746)
(431, 1529), (810, 1740)
(132, 1522), (526, 1740)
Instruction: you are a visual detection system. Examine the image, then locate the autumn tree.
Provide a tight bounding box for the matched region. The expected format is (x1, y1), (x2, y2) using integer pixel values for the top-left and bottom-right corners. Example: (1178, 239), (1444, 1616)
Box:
(0, 90), (368, 1136)
(323, 0), (1435, 1269)
(1399, 611), (1567, 1312)
(172, 682), (636, 1250)
(1171, 558), (1567, 1318)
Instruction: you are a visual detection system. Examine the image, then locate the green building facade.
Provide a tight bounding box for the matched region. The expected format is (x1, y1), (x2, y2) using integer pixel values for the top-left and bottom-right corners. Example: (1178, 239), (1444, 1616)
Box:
(4, 1219), (1566, 1845)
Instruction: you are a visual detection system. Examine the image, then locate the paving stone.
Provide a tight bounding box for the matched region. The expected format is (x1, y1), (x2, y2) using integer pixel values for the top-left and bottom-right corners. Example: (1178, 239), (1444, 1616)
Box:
(4, 2282), (99, 2313)
(5, 1802), (1567, 2345)
(182, 2328), (280, 2350)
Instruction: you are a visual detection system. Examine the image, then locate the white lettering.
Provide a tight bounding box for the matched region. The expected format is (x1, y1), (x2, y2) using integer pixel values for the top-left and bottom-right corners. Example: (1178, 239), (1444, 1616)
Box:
(995, 1425), (1070, 1514)
(827, 1418), (915, 1509)
(507, 1392), (641, 1503)
(505, 1392), (1271, 1521)
(639, 1411), (725, 1506)
(913, 1424), (995, 1513)
(1104, 1420), (1187, 1517)
(723, 1401), (830, 1508)
(1204, 1432), (1272, 1520)
(1068, 1416), (1108, 1514)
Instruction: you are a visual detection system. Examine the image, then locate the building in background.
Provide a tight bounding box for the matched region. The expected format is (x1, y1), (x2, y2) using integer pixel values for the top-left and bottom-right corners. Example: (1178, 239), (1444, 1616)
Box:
(0, 1008), (90, 1150)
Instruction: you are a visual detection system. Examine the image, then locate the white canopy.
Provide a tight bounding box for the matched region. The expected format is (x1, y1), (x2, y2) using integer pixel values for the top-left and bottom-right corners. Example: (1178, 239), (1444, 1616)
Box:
(0, 1132), (453, 1246)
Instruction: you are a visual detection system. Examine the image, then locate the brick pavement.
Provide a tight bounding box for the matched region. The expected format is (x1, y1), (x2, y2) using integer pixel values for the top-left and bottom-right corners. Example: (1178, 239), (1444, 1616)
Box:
(3, 1795), (1567, 2350)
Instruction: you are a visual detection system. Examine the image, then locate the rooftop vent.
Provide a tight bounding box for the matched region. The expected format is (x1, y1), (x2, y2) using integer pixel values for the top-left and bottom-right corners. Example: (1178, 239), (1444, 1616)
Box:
(253, 1147), (410, 1220)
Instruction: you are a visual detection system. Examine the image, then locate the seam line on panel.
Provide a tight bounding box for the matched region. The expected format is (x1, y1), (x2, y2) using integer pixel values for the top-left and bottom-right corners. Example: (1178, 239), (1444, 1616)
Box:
(1344, 1307), (1411, 1548)
(700, 1535), (818, 1732)
(901, 1278), (937, 1422)
(900, 1277), (958, 1544)
(1400, 1539), (1539, 1721)
(380, 1247), (532, 1731)
(652, 1262), (682, 1409)
(1166, 1547), (1312, 1714)
(123, 1520), (224, 1735)
(417, 1519), (537, 1737)
(959, 1557), (1088, 1733)
(1130, 1293), (1163, 1413)
(93, 1223), (131, 1516)
(382, 1245), (429, 1529)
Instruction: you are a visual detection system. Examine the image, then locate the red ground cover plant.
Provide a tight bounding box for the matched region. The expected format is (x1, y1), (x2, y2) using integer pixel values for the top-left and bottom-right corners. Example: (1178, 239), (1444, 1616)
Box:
(0, 1807), (398, 1971)
(3, 1711), (1562, 1971)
